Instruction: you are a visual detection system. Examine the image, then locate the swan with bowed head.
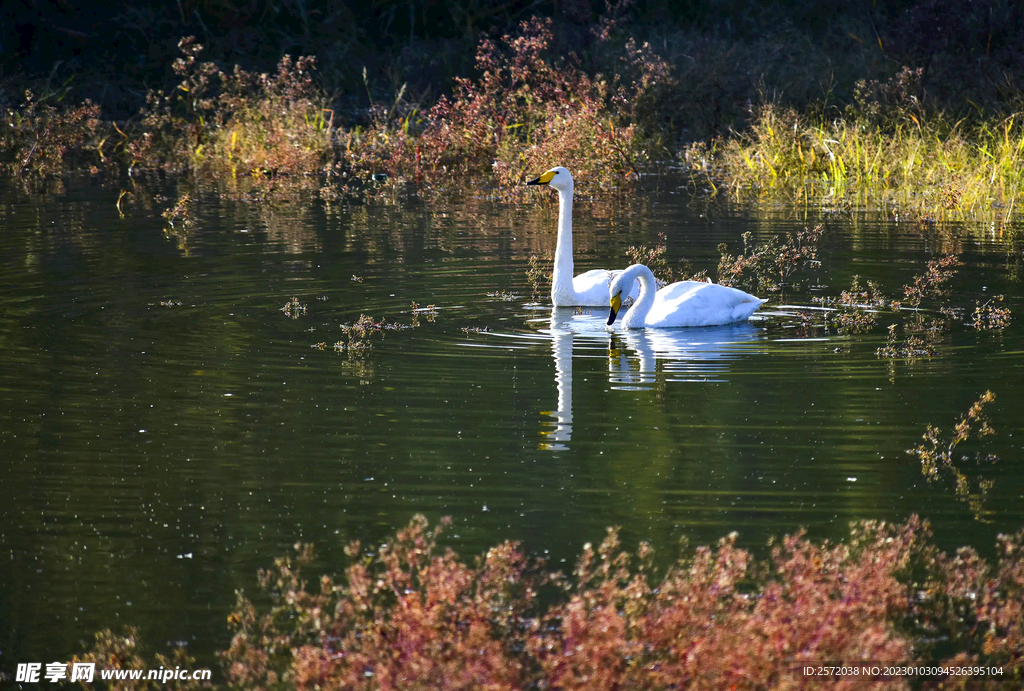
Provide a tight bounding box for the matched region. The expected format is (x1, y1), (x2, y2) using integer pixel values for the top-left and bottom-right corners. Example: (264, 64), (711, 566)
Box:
(607, 263), (766, 328)
(526, 166), (640, 307)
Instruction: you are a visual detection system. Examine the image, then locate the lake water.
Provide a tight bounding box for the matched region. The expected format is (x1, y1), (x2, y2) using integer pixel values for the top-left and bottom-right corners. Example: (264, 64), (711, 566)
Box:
(2, 177), (1022, 669)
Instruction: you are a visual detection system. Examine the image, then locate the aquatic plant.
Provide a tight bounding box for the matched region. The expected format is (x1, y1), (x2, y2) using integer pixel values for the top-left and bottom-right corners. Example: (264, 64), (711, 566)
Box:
(813, 275), (886, 333)
(625, 232), (708, 286)
(972, 296), (1012, 330)
(877, 323), (935, 360)
(0, 90), (104, 176)
(159, 192), (197, 254)
(716, 224), (823, 293)
(829, 308), (876, 334)
(337, 314), (382, 348)
(409, 302), (437, 327)
(909, 391), (995, 483)
(839, 275), (889, 309)
(161, 193), (194, 229)
(900, 254), (961, 310)
(907, 392), (998, 521)
(280, 297), (306, 320)
(526, 255), (551, 297)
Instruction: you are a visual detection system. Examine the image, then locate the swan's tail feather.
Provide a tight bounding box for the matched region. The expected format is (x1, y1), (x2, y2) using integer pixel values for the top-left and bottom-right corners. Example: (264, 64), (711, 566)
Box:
(730, 297), (767, 323)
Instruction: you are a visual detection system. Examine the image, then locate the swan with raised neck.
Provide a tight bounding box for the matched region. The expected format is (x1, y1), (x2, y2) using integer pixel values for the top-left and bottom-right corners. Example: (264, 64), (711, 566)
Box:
(526, 166), (638, 307)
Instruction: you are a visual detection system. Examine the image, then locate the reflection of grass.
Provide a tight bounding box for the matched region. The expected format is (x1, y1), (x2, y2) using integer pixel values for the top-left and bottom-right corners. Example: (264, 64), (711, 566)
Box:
(280, 297), (306, 319)
(526, 255), (550, 298)
(907, 391), (998, 521)
(972, 296), (1012, 330)
(77, 513), (1024, 688)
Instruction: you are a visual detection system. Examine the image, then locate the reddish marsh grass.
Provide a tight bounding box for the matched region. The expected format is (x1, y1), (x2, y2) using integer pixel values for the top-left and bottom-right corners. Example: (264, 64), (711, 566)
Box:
(716, 224), (824, 293)
(0, 91), (104, 176)
(625, 232), (709, 286)
(344, 17), (673, 200)
(2, 18), (674, 203)
(900, 255), (961, 311)
(221, 517), (536, 690)
(71, 513), (1024, 688)
(72, 627), (210, 691)
(132, 38), (333, 178)
(86, 515), (1013, 691)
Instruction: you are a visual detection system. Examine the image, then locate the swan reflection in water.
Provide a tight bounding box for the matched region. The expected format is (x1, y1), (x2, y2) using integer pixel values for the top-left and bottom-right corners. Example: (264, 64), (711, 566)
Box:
(540, 308), (604, 451)
(540, 308), (764, 450)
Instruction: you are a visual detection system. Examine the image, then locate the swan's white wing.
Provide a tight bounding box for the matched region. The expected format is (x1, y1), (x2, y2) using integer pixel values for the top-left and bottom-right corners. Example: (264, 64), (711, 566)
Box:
(646, 282), (766, 327)
(570, 269), (640, 306)
(652, 281), (713, 300)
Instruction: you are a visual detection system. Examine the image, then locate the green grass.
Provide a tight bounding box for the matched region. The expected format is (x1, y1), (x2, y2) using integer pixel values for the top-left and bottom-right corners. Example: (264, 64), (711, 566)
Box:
(705, 102), (1024, 222)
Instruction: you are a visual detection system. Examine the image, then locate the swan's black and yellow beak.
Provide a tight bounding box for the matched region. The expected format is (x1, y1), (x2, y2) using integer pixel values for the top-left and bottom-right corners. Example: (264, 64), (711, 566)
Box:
(526, 170), (556, 186)
(607, 292), (622, 326)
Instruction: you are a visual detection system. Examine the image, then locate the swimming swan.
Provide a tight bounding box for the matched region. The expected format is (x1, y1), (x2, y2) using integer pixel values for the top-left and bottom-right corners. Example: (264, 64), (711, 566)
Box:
(607, 264), (766, 328)
(526, 167), (639, 307)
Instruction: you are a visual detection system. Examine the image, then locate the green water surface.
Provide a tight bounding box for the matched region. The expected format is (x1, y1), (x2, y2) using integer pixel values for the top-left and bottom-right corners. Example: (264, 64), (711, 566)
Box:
(1, 178), (1022, 669)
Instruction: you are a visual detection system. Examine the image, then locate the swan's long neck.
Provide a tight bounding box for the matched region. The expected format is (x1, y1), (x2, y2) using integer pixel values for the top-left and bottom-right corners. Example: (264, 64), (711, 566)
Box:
(551, 187), (575, 302)
(621, 265), (657, 328)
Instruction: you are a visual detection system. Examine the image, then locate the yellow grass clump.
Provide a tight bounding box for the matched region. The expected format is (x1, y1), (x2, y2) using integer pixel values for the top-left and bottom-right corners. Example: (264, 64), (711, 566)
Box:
(708, 103), (1024, 221)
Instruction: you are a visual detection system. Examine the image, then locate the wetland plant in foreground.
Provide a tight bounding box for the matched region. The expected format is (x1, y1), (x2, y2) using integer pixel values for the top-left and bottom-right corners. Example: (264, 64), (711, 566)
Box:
(71, 512), (1024, 690)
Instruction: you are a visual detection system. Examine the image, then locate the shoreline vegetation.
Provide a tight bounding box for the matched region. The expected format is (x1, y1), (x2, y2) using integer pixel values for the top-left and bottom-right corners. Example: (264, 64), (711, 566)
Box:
(2, 2), (1024, 219)
(75, 513), (1024, 690)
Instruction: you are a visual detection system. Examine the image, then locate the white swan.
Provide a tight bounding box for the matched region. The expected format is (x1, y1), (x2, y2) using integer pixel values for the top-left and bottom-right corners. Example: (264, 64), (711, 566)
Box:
(526, 167), (639, 307)
(607, 264), (766, 328)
